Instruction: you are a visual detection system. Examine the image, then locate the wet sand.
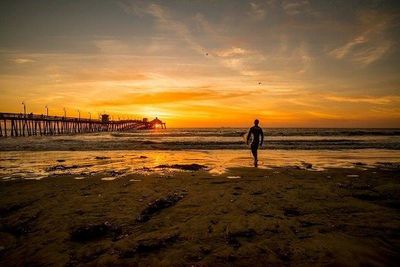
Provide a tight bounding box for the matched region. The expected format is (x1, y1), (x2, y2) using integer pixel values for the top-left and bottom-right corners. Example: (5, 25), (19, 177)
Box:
(0, 165), (399, 266)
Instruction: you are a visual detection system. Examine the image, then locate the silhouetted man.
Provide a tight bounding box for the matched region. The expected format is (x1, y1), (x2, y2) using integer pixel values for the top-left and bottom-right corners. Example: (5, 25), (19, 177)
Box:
(246, 119), (264, 167)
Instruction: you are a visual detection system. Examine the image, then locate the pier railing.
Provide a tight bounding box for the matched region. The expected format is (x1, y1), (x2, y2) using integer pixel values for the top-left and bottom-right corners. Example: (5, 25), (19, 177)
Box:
(0, 112), (165, 137)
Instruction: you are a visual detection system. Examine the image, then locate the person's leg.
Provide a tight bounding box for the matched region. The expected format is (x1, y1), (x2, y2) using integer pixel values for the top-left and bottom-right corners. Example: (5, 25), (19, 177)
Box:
(251, 145), (258, 167)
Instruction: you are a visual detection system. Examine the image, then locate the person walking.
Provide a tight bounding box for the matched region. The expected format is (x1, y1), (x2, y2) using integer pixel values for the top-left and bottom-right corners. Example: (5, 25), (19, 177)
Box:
(246, 119), (264, 167)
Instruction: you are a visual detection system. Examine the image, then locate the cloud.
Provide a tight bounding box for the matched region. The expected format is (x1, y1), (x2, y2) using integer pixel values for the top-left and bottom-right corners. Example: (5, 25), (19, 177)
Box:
(329, 34), (392, 66)
(93, 89), (249, 106)
(214, 46), (265, 76)
(94, 39), (131, 54)
(295, 43), (312, 74)
(282, 0), (310, 16)
(325, 95), (400, 105)
(119, 1), (204, 54)
(306, 111), (341, 119)
(329, 10), (397, 66)
(329, 36), (367, 59)
(351, 41), (392, 66)
(249, 2), (266, 21)
(13, 58), (35, 64)
(117, 0), (148, 17)
(216, 47), (250, 58)
(118, 1), (266, 77)
(70, 69), (149, 83)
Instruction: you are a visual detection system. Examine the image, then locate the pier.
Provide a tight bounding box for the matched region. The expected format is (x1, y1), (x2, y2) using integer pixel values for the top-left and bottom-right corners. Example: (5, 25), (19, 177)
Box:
(0, 112), (166, 137)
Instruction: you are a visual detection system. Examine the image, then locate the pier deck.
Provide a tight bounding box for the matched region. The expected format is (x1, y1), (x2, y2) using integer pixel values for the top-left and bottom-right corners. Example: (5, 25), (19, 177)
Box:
(0, 112), (166, 137)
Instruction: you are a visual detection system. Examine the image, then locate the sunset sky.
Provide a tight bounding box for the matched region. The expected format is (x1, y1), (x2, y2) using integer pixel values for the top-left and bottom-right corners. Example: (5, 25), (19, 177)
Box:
(0, 0), (399, 127)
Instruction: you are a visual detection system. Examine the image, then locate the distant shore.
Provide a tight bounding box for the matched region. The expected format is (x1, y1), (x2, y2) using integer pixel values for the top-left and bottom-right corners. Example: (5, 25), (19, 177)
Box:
(1, 165), (399, 266)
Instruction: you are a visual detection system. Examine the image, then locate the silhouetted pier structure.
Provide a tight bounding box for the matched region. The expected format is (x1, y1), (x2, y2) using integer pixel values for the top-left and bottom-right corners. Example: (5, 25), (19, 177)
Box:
(0, 112), (166, 137)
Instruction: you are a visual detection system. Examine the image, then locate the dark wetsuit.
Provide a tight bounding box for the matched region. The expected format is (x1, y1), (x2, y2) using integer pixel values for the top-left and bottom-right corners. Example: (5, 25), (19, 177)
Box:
(247, 126), (264, 162)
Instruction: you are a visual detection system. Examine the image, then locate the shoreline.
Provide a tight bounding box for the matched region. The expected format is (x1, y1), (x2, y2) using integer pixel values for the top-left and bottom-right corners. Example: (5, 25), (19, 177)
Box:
(1, 165), (399, 266)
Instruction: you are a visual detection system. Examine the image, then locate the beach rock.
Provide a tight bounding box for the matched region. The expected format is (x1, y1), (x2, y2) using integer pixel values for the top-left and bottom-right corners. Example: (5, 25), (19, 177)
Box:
(136, 193), (184, 222)
(70, 221), (121, 242)
(155, 164), (206, 171)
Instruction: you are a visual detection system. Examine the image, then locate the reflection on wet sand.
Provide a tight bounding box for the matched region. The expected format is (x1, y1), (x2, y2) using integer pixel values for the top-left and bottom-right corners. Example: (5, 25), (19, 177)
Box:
(1, 149), (399, 180)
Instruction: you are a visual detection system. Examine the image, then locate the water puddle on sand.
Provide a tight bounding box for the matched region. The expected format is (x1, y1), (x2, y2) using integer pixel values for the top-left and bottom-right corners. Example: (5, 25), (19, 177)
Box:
(101, 177), (117, 181)
(0, 149), (399, 181)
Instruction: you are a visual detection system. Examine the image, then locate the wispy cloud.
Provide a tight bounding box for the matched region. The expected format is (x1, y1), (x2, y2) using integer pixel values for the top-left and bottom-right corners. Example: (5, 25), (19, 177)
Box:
(249, 2), (266, 21)
(295, 43), (312, 74)
(282, 0), (310, 16)
(351, 41), (392, 66)
(215, 47), (251, 58)
(325, 95), (400, 105)
(306, 111), (341, 119)
(329, 36), (367, 59)
(119, 1), (204, 54)
(93, 89), (249, 106)
(94, 39), (131, 54)
(329, 10), (397, 66)
(13, 58), (35, 64)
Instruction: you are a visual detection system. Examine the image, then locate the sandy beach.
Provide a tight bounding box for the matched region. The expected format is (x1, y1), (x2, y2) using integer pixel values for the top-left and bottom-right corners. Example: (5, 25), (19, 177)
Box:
(1, 163), (399, 266)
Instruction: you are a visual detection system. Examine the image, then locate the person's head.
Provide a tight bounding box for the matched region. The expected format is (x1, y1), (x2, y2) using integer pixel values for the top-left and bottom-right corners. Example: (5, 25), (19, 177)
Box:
(254, 119), (259, 126)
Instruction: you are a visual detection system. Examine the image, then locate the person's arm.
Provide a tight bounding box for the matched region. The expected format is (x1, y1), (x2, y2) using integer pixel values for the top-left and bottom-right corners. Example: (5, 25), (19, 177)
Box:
(246, 128), (252, 145)
(260, 128), (264, 147)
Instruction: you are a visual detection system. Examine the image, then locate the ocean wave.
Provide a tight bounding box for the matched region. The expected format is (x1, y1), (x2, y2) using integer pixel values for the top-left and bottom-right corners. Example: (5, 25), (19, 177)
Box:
(110, 128), (400, 138)
(1, 139), (399, 151)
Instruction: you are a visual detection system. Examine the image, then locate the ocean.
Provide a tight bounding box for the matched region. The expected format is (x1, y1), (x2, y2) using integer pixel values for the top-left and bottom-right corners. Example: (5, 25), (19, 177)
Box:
(0, 128), (399, 179)
(1, 128), (400, 151)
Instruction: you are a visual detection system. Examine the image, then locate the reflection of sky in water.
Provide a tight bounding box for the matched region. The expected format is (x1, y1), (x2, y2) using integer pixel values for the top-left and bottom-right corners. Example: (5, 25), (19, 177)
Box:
(0, 149), (399, 180)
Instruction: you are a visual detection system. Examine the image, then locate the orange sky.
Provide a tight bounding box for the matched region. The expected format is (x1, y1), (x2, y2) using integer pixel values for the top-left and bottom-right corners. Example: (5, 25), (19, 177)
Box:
(0, 0), (399, 127)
